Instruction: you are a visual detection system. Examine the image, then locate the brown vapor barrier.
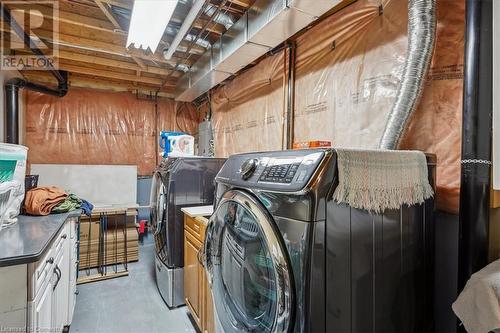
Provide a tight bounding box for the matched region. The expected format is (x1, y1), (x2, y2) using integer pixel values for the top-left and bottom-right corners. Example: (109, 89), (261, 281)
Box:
(210, 52), (286, 157)
(25, 88), (199, 175)
(24, 0), (464, 213)
(208, 0), (464, 213)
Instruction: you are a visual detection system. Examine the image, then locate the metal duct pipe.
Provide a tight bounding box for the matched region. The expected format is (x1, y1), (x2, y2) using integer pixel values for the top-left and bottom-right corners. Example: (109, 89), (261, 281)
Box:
(164, 27), (211, 50)
(458, 0), (493, 292)
(2, 6), (68, 143)
(286, 42), (296, 149)
(5, 76), (68, 143)
(204, 4), (234, 29)
(378, 0), (436, 149)
(185, 34), (211, 49)
(5, 83), (20, 144)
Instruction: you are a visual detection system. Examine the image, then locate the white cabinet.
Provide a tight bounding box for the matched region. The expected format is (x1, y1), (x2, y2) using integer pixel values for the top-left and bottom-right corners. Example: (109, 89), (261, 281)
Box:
(0, 215), (79, 332)
(28, 220), (77, 332)
(0, 265), (27, 329)
(32, 279), (53, 331)
(67, 216), (79, 324)
(52, 246), (69, 331)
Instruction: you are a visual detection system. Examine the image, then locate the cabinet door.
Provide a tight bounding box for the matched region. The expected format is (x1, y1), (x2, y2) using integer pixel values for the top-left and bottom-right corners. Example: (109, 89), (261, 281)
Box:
(33, 280), (53, 331)
(52, 247), (69, 330)
(184, 230), (202, 329)
(203, 274), (216, 333)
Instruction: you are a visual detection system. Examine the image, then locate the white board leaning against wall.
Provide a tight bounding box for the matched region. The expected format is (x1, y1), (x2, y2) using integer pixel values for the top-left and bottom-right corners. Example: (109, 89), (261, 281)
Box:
(30, 164), (137, 207)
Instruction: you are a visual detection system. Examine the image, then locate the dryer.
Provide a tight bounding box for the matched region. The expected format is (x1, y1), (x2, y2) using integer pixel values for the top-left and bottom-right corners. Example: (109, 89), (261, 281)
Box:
(150, 157), (226, 307)
(204, 149), (435, 332)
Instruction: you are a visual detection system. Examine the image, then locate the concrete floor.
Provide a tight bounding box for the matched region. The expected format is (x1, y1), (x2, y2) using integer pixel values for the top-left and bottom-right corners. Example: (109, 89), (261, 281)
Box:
(71, 234), (196, 333)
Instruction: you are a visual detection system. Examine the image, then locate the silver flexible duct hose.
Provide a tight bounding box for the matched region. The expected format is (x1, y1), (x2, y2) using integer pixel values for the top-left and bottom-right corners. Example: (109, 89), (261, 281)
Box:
(378, 0), (436, 149)
(204, 4), (234, 29)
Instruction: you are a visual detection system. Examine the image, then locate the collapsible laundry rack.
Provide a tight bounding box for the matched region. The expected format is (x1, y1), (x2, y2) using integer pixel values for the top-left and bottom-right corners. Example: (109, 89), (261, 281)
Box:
(77, 206), (137, 284)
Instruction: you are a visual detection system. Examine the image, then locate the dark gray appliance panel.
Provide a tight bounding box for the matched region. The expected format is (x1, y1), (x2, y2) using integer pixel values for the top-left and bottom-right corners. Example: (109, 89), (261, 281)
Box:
(216, 149), (328, 192)
(273, 216), (314, 333)
(325, 200), (434, 333)
(159, 157), (226, 268)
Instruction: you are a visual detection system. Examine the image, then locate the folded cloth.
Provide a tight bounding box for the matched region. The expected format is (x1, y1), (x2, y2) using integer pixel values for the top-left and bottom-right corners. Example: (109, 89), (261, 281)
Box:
(452, 260), (500, 333)
(80, 199), (94, 216)
(52, 194), (82, 214)
(24, 186), (68, 216)
(333, 149), (434, 213)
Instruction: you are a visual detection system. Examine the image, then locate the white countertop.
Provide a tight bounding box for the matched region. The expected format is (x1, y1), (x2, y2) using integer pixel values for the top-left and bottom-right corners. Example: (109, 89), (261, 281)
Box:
(181, 205), (213, 218)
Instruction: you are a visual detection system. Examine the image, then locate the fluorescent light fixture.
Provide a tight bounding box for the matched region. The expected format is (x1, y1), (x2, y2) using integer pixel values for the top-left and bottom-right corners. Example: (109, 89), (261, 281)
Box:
(163, 0), (205, 60)
(126, 0), (178, 52)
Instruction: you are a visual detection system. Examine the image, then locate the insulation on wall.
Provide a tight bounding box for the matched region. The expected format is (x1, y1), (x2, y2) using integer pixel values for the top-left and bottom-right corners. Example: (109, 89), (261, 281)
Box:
(210, 52), (286, 157)
(293, 0), (464, 213)
(25, 88), (199, 175)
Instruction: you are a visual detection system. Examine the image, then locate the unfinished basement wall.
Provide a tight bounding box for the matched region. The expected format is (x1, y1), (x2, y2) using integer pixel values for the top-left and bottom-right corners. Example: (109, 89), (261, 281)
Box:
(210, 51), (286, 157)
(25, 88), (199, 175)
(208, 0), (463, 215)
(294, 0), (464, 214)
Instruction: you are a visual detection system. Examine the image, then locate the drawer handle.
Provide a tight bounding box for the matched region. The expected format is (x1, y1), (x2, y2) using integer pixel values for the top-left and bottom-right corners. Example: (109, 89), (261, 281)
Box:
(61, 234), (67, 239)
(53, 265), (61, 291)
(46, 257), (54, 264)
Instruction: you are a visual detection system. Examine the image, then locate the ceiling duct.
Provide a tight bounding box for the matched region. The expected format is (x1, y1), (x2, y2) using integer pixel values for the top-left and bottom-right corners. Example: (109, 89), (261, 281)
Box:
(204, 4), (235, 29)
(175, 0), (345, 102)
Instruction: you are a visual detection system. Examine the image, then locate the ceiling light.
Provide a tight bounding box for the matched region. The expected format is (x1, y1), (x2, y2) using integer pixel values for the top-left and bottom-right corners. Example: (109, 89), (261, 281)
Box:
(126, 0), (178, 52)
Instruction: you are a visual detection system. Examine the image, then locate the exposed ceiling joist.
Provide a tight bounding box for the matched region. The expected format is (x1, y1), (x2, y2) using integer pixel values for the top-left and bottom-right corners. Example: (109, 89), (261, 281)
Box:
(58, 62), (175, 86)
(0, 25), (190, 68)
(22, 71), (175, 97)
(14, 4), (122, 35)
(94, 0), (123, 30)
(98, 0), (133, 10)
(56, 50), (171, 76)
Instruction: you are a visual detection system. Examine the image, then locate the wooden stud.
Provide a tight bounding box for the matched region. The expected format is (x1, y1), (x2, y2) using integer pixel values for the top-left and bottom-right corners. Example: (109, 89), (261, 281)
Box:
(57, 62), (173, 86)
(94, 0), (124, 31)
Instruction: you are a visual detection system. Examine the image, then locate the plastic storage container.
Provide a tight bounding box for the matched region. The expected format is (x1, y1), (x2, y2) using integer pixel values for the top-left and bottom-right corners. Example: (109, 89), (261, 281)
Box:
(0, 143), (28, 229)
(159, 131), (195, 157)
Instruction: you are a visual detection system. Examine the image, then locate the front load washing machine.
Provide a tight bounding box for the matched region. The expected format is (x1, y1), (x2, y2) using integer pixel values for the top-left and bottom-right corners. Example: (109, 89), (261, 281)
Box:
(150, 157), (226, 307)
(204, 149), (435, 332)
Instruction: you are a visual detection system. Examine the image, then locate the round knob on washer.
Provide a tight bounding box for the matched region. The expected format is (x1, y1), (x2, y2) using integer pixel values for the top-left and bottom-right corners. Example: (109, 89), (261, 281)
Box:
(240, 158), (258, 180)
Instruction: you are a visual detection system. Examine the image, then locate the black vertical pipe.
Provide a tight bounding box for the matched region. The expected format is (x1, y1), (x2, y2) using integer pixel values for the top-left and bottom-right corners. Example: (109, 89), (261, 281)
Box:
(458, 0), (493, 291)
(5, 84), (20, 144)
(286, 42), (296, 149)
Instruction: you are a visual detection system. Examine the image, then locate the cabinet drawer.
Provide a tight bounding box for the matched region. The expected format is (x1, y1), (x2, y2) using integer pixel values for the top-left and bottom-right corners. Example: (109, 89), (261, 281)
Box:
(185, 215), (202, 241)
(185, 216), (208, 243)
(53, 229), (68, 257)
(34, 249), (54, 295)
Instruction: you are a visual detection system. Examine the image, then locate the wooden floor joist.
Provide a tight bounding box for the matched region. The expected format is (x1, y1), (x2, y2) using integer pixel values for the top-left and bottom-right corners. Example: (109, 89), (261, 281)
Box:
(1, 0), (250, 93)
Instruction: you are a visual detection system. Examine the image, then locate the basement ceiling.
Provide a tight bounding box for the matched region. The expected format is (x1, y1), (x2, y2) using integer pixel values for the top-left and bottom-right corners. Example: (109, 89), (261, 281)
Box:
(0, 0), (254, 98)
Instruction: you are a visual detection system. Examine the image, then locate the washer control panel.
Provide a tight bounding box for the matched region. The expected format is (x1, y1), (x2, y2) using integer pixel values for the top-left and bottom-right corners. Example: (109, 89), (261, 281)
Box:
(218, 149), (329, 192)
(259, 163), (299, 183)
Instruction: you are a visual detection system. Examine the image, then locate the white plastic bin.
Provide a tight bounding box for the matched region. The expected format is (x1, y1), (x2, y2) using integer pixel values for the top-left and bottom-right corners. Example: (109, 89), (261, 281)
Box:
(0, 143), (28, 229)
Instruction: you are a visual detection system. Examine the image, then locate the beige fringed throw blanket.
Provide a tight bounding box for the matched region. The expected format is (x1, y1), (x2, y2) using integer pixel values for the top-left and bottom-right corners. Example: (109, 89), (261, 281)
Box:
(333, 149), (434, 213)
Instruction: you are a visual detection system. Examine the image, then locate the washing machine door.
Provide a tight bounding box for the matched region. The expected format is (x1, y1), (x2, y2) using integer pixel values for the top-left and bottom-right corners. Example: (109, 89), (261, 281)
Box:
(204, 190), (294, 333)
(151, 172), (168, 262)
(150, 172), (167, 235)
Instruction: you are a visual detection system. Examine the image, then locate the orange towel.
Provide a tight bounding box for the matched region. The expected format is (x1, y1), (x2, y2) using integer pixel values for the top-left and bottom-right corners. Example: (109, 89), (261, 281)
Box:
(24, 186), (68, 216)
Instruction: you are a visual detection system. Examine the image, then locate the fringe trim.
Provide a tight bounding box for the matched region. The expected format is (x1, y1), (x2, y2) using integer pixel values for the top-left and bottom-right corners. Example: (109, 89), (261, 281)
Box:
(333, 149), (434, 213)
